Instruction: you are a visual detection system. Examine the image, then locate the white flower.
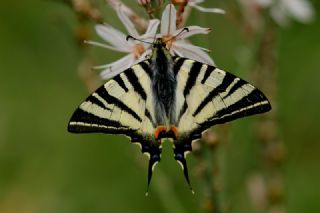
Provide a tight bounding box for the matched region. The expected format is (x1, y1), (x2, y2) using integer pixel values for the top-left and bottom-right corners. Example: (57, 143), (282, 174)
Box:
(159, 4), (215, 65)
(239, 0), (315, 26)
(269, 0), (315, 26)
(87, 5), (159, 79)
(188, 0), (225, 14)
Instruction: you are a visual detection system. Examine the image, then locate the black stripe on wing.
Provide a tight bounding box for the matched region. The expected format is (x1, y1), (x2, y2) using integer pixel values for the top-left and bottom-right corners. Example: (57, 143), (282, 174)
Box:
(124, 68), (147, 100)
(176, 61), (203, 123)
(177, 102), (188, 124)
(222, 78), (246, 99)
(201, 65), (216, 84)
(68, 108), (133, 134)
(213, 89), (271, 120)
(85, 95), (109, 110)
(183, 61), (202, 96)
(96, 86), (142, 122)
(193, 71), (235, 117)
(145, 109), (156, 128)
(198, 88), (271, 131)
(113, 75), (129, 92)
(68, 79), (144, 134)
(139, 61), (153, 79)
(174, 57), (186, 76)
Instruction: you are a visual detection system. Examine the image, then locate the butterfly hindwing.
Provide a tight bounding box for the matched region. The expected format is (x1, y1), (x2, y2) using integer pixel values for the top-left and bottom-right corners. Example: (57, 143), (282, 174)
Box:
(68, 60), (161, 191)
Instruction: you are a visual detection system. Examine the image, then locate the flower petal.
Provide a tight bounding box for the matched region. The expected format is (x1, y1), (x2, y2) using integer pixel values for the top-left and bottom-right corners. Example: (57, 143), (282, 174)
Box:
(171, 47), (183, 57)
(270, 4), (288, 26)
(175, 26), (211, 39)
(284, 0), (314, 23)
(117, 5), (139, 37)
(98, 54), (135, 79)
(95, 24), (132, 52)
(85, 40), (128, 53)
(137, 48), (152, 62)
(173, 41), (215, 65)
(189, 3), (226, 14)
(161, 4), (177, 35)
(139, 19), (160, 44)
(142, 19), (160, 38)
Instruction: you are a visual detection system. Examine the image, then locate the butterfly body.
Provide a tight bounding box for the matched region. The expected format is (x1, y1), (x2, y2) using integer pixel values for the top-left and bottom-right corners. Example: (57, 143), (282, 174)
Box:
(150, 39), (177, 128)
(68, 39), (271, 194)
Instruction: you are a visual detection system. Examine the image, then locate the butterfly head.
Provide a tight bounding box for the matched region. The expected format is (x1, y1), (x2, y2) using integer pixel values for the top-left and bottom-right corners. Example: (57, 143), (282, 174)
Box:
(150, 38), (172, 61)
(150, 28), (189, 61)
(152, 38), (166, 48)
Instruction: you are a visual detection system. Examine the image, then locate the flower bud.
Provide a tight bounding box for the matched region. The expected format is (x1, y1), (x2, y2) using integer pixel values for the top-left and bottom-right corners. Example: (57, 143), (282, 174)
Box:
(137, 0), (151, 6)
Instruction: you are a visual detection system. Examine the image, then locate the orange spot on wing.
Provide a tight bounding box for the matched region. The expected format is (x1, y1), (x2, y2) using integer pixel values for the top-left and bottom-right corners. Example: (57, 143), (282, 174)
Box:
(154, 126), (167, 140)
(171, 126), (179, 139)
(154, 126), (179, 140)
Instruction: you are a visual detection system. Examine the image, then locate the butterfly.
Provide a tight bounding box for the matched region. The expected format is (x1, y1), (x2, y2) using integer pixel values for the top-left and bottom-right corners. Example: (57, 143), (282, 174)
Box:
(68, 38), (271, 195)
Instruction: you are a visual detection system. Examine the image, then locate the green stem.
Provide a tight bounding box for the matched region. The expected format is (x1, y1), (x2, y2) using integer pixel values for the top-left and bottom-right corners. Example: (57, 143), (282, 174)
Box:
(200, 128), (228, 213)
(250, 22), (286, 213)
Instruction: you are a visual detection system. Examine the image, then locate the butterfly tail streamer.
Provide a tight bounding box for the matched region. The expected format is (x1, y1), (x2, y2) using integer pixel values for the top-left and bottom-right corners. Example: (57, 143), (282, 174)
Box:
(174, 138), (195, 194)
(132, 137), (161, 196)
(145, 153), (161, 196)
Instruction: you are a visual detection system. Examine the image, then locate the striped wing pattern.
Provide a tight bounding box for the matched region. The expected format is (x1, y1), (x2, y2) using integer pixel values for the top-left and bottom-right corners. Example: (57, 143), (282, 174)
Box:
(174, 57), (271, 134)
(171, 57), (271, 184)
(68, 56), (271, 193)
(68, 61), (155, 135)
(68, 60), (162, 191)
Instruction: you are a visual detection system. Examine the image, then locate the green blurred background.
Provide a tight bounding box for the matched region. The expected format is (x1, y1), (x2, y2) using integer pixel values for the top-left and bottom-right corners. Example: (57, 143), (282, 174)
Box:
(1, 0), (320, 212)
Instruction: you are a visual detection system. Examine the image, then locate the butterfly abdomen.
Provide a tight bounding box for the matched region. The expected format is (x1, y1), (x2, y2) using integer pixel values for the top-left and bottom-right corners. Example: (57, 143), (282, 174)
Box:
(151, 46), (177, 127)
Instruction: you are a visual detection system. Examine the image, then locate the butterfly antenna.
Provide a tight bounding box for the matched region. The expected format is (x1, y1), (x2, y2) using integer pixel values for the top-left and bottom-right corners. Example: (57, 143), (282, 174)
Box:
(126, 35), (153, 45)
(163, 27), (189, 44)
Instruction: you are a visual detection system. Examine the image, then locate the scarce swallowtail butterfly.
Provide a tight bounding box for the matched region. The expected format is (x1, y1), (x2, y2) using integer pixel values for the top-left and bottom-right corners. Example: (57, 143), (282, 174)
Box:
(68, 38), (271, 195)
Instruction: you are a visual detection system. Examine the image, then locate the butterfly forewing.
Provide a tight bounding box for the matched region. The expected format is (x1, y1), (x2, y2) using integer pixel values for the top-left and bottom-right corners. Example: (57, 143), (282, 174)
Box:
(68, 61), (161, 182)
(174, 56), (271, 138)
(69, 61), (153, 134)
(69, 60), (166, 193)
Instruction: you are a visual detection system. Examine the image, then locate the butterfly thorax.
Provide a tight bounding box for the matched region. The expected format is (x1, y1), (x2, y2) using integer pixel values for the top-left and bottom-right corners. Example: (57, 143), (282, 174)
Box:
(150, 40), (177, 128)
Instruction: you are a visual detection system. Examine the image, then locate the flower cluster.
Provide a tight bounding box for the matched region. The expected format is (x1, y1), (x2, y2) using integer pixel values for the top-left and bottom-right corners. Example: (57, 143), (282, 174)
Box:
(88, 1), (224, 79)
(85, 0), (315, 80)
(238, 0), (315, 26)
(267, 0), (314, 25)
(86, 5), (159, 79)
